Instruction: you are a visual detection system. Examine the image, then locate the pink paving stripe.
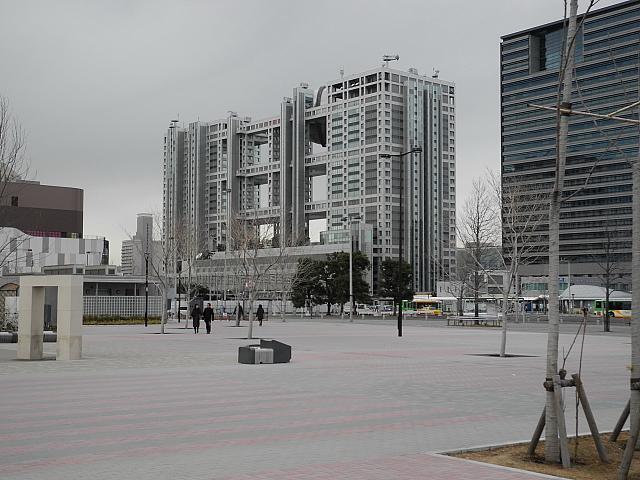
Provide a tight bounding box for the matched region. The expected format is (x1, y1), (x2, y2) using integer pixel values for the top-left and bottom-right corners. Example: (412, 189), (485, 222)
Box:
(1, 390), (324, 422)
(2, 398), (407, 432)
(1, 369), (241, 388)
(1, 377), (273, 402)
(0, 409), (446, 455)
(0, 402), (442, 442)
(0, 414), (496, 475)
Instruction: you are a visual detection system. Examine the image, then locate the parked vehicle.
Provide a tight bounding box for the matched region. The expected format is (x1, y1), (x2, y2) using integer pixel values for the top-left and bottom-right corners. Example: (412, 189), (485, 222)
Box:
(593, 300), (631, 319)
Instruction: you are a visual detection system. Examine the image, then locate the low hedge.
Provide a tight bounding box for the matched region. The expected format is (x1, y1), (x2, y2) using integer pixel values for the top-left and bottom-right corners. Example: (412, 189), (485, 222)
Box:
(83, 315), (162, 325)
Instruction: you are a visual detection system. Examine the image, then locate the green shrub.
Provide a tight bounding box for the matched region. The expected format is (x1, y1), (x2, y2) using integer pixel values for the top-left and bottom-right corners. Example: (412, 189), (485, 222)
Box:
(83, 315), (161, 325)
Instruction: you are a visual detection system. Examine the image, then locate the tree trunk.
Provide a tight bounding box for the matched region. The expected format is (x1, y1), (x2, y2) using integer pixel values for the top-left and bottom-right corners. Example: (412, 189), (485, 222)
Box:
(474, 274), (479, 319)
(500, 289), (509, 357)
(545, 191), (562, 463)
(247, 292), (255, 339)
(629, 135), (640, 449)
(545, 0), (578, 464)
(161, 282), (167, 334)
(619, 122), (640, 479)
(604, 285), (611, 332)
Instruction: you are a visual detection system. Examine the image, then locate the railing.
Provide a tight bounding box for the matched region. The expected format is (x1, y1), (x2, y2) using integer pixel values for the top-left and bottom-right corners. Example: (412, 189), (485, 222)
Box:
(83, 296), (163, 317)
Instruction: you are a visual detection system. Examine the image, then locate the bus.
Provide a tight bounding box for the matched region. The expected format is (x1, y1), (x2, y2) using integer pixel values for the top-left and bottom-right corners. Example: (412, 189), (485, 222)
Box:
(593, 300), (631, 319)
(401, 298), (443, 316)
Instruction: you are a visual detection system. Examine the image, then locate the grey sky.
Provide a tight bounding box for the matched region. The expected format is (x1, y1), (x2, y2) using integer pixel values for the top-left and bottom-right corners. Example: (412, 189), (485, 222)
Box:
(0, 0), (620, 263)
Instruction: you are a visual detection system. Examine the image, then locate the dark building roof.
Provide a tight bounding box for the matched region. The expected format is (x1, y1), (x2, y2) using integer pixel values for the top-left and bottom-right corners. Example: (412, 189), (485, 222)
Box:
(0, 181), (83, 237)
(501, 0), (640, 41)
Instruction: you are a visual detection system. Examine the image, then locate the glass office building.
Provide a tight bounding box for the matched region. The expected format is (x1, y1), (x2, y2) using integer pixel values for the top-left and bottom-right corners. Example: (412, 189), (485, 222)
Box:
(500, 0), (639, 287)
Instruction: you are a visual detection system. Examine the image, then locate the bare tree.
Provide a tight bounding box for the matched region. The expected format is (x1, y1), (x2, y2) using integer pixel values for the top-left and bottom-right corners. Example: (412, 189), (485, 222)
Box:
(524, 0), (603, 464)
(274, 242), (316, 322)
(0, 96), (28, 201)
(457, 178), (498, 319)
(139, 212), (181, 334)
(543, 0), (579, 463)
(488, 172), (547, 357)
(175, 219), (201, 329)
(228, 214), (288, 339)
(592, 228), (627, 333)
(0, 97), (29, 273)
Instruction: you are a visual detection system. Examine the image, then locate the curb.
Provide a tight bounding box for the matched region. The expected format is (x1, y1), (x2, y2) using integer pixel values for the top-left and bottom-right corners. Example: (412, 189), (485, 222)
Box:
(432, 453), (566, 479)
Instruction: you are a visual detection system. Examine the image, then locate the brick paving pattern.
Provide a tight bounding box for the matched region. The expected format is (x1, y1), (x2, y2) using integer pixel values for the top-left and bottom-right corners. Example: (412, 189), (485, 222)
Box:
(0, 319), (627, 479)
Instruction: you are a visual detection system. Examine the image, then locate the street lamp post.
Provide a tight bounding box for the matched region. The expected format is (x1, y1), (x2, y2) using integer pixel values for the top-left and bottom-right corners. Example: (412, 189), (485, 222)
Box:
(342, 214), (362, 322)
(144, 222), (150, 327)
(380, 147), (422, 337)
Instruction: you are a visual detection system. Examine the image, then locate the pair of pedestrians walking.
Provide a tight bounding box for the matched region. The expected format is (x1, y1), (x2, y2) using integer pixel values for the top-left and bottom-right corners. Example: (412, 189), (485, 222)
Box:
(191, 303), (214, 334)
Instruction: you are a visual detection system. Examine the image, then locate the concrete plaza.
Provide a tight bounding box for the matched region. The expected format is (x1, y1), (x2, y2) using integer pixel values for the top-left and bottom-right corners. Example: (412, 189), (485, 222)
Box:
(0, 318), (631, 479)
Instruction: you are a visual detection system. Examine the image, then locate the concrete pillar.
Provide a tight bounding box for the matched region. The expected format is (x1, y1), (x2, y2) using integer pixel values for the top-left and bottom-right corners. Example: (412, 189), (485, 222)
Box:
(17, 275), (83, 361)
(56, 277), (83, 360)
(17, 285), (44, 360)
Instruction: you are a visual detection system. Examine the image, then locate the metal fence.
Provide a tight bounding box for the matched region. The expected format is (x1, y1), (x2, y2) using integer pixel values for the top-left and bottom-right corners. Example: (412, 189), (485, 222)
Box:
(83, 296), (163, 317)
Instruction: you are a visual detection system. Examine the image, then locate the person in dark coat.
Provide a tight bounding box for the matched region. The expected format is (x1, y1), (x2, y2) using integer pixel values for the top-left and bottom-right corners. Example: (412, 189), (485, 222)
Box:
(256, 304), (265, 326)
(203, 303), (214, 334)
(191, 305), (202, 334)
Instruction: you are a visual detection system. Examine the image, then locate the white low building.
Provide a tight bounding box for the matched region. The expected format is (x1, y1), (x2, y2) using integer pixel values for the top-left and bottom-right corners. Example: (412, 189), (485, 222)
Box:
(0, 227), (108, 275)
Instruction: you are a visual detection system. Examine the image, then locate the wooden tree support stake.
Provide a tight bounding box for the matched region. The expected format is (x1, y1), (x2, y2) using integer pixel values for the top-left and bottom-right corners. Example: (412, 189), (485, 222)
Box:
(611, 398), (630, 443)
(529, 372), (608, 468)
(572, 374), (609, 463)
(553, 374), (571, 468)
(619, 408), (640, 479)
(528, 406), (546, 456)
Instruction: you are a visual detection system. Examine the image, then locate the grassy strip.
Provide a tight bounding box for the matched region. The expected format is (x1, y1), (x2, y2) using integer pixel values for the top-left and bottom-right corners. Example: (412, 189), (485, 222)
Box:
(83, 316), (161, 325)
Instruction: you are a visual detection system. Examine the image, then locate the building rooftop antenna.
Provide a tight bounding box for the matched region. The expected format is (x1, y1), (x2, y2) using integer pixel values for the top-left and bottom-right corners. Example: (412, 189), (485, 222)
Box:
(340, 67), (344, 79)
(382, 54), (400, 68)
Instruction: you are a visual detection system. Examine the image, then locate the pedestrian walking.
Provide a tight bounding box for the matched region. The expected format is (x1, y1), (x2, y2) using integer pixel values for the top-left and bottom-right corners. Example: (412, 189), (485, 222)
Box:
(235, 303), (244, 323)
(191, 305), (202, 334)
(203, 303), (214, 334)
(256, 304), (265, 326)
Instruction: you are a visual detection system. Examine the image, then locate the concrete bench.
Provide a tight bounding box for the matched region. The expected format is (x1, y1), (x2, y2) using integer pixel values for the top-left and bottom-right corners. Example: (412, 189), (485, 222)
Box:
(447, 317), (502, 327)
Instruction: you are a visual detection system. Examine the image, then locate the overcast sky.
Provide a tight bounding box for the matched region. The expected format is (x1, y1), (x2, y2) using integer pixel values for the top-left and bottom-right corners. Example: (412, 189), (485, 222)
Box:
(0, 0), (621, 263)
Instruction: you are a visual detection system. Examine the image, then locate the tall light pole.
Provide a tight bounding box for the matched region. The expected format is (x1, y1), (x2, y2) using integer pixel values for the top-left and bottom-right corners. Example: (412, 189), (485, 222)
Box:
(224, 187), (232, 314)
(380, 147), (422, 337)
(170, 234), (177, 322)
(144, 222), (150, 327)
(342, 214), (361, 322)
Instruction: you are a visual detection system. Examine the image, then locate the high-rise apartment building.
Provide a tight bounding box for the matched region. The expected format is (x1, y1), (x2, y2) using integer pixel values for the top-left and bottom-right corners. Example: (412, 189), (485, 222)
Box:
(163, 65), (456, 293)
(500, 0), (639, 286)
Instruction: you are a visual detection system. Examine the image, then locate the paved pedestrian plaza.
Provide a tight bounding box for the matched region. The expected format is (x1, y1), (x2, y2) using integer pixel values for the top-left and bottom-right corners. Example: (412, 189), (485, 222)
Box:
(0, 318), (630, 479)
